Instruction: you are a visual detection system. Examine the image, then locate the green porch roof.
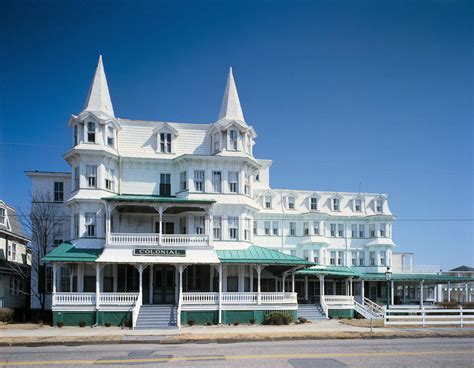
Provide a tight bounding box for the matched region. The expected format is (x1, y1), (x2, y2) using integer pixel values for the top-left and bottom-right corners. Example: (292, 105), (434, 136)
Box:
(297, 266), (360, 277)
(358, 273), (474, 282)
(216, 246), (313, 266)
(103, 194), (215, 204)
(42, 242), (102, 262)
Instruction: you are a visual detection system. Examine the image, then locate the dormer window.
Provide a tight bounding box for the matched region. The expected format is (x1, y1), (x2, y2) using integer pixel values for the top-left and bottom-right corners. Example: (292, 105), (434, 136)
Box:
(310, 197), (318, 210)
(264, 196), (272, 209)
(354, 199), (362, 212)
(213, 132), (221, 153)
(376, 199), (383, 213)
(0, 208), (5, 225)
(228, 129), (238, 150)
(287, 196), (295, 209)
(160, 133), (172, 153)
(107, 126), (115, 148)
(332, 198), (340, 211)
(73, 125), (78, 146)
(87, 122), (96, 143)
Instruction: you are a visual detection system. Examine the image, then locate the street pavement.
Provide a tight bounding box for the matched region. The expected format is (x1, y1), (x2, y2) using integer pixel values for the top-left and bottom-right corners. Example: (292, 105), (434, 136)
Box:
(0, 337), (472, 367)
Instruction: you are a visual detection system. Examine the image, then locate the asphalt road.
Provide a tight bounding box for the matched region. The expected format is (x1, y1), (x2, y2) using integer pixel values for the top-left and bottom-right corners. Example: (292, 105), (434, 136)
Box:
(0, 337), (473, 367)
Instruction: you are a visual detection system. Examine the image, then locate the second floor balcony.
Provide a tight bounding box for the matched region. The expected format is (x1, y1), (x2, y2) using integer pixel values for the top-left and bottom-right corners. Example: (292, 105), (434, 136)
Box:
(107, 233), (210, 247)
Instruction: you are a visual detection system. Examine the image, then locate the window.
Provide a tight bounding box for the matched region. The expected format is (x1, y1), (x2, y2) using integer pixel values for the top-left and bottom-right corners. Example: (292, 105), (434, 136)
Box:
(159, 173), (171, 196)
(255, 173), (260, 182)
(194, 216), (204, 234)
(7, 243), (16, 260)
(0, 208), (5, 225)
(253, 220), (258, 235)
(107, 126), (114, 147)
(352, 251), (357, 266)
(376, 199), (383, 213)
(160, 133), (172, 153)
(180, 172), (187, 191)
(369, 251), (376, 266)
(244, 219), (250, 240)
(369, 224), (376, 238)
(303, 222), (309, 235)
(73, 125), (78, 146)
(73, 214), (79, 238)
(264, 196), (272, 209)
(287, 196), (295, 209)
(264, 221), (271, 235)
(338, 251), (344, 266)
(194, 170), (205, 192)
(330, 223), (336, 237)
(354, 199), (362, 212)
(313, 221), (320, 235)
(314, 250), (320, 264)
(359, 251), (365, 266)
(303, 250), (309, 261)
(310, 197), (318, 210)
(85, 212), (96, 237)
(213, 132), (220, 152)
(272, 221), (279, 236)
(74, 166), (80, 190)
(45, 266), (53, 293)
(228, 216), (238, 240)
(330, 251), (336, 265)
(244, 174), (250, 195)
(86, 165), (97, 188)
(380, 251), (386, 266)
(379, 223), (387, 237)
(351, 224), (357, 238)
(228, 171), (239, 193)
(332, 198), (340, 211)
(359, 224), (365, 238)
(53, 239), (63, 247)
(212, 171), (222, 193)
(229, 129), (238, 150)
(105, 168), (115, 191)
(60, 267), (71, 292)
(289, 222), (296, 236)
(337, 224), (344, 237)
(87, 122), (96, 143)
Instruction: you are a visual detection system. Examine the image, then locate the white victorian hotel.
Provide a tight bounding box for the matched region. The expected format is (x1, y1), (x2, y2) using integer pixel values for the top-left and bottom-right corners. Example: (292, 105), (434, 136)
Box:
(29, 57), (465, 328)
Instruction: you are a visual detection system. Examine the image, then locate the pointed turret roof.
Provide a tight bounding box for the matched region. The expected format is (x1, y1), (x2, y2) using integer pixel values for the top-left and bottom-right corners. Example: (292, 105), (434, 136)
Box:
(217, 67), (245, 123)
(83, 55), (115, 117)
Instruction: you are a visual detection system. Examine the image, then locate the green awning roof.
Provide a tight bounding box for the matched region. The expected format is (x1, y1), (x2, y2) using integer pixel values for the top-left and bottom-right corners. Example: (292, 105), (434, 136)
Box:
(297, 266), (360, 277)
(103, 194), (215, 204)
(42, 242), (102, 262)
(216, 246), (313, 266)
(358, 273), (474, 282)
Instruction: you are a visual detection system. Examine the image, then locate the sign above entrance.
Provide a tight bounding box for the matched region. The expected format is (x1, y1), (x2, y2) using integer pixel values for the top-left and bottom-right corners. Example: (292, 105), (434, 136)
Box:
(133, 248), (186, 257)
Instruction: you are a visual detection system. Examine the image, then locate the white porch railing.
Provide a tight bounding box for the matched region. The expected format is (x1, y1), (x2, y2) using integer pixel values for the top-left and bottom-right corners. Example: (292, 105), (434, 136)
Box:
(363, 297), (385, 317)
(181, 292), (297, 305)
(324, 295), (355, 309)
(107, 233), (209, 247)
(320, 296), (328, 317)
(53, 292), (96, 306)
(99, 293), (139, 305)
(53, 292), (139, 307)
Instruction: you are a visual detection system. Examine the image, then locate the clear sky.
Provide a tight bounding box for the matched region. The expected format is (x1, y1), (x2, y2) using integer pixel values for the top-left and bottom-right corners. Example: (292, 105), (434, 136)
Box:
(0, 0), (472, 270)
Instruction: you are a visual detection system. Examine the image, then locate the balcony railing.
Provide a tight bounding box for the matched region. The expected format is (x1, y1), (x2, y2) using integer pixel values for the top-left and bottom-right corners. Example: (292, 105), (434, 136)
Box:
(181, 292), (298, 305)
(107, 233), (209, 247)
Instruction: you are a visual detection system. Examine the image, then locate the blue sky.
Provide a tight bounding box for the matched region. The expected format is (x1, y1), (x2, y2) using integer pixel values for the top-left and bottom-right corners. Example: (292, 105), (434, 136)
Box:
(0, 0), (472, 270)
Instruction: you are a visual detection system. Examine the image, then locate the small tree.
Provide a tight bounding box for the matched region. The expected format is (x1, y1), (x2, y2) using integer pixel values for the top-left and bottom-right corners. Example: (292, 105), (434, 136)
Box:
(21, 192), (63, 313)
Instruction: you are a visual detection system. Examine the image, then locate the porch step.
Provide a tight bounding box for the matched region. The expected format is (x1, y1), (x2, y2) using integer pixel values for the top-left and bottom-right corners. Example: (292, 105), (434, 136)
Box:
(135, 305), (177, 329)
(297, 304), (327, 321)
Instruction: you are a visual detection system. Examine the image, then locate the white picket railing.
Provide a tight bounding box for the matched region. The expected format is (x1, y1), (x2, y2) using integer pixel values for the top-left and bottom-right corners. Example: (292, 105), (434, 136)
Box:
(385, 307), (474, 327)
(107, 233), (209, 247)
(223, 292), (258, 304)
(182, 292), (219, 304)
(53, 292), (96, 306)
(261, 292), (297, 304)
(99, 293), (139, 305)
(324, 295), (354, 309)
(181, 292), (297, 305)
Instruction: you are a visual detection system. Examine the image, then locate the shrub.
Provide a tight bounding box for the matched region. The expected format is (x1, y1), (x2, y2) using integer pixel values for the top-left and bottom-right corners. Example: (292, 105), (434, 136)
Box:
(187, 320), (195, 326)
(0, 308), (14, 323)
(264, 312), (293, 326)
(205, 321), (213, 326)
(298, 317), (307, 324)
(123, 318), (132, 328)
(104, 322), (112, 327)
(56, 321), (64, 328)
(78, 321), (86, 328)
(233, 321), (240, 326)
(249, 318), (256, 325)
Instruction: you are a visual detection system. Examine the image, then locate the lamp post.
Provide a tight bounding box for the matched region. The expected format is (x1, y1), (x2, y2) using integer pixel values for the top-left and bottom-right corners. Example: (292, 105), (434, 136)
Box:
(385, 266), (392, 309)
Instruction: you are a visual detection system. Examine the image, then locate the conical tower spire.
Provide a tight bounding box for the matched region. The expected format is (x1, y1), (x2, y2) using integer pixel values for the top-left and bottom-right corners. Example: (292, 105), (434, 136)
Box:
(217, 67), (245, 122)
(83, 55), (115, 117)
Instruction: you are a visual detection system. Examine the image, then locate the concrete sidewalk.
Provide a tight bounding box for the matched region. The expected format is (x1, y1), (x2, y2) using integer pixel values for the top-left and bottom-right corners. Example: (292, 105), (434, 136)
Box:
(1, 320), (473, 346)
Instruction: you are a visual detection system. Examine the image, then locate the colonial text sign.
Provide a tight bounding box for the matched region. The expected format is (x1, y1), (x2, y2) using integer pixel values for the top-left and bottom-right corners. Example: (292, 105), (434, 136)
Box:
(133, 248), (186, 257)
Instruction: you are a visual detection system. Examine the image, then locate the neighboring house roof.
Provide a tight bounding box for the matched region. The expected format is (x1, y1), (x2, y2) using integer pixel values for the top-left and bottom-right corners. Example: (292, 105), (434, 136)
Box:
(0, 201), (29, 241)
(42, 242), (102, 262)
(449, 266), (474, 272)
(216, 245), (313, 266)
(103, 194), (215, 205)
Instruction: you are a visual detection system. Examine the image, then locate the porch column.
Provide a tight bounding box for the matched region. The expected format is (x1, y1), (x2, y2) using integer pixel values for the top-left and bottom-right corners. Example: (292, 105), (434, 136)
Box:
(95, 263), (100, 309)
(158, 206), (163, 245)
(52, 263), (57, 299)
(291, 272), (295, 293)
(282, 273), (286, 293)
(403, 282), (407, 303)
(466, 283), (469, 303)
(149, 265), (153, 304)
(209, 266), (213, 292)
(113, 264), (118, 292)
(177, 265), (184, 328)
(207, 208), (213, 247)
(345, 280), (349, 296)
(250, 267), (254, 292)
(319, 275), (325, 299)
(257, 265), (262, 304)
(361, 280), (365, 305)
(218, 264), (223, 324)
(390, 281), (395, 305)
(349, 277), (353, 296)
(138, 264), (144, 305)
(69, 264), (74, 292)
(420, 280), (424, 309)
(333, 280), (336, 295)
(238, 265), (245, 292)
(78, 263), (84, 292)
(447, 281), (451, 302)
(304, 276), (308, 301)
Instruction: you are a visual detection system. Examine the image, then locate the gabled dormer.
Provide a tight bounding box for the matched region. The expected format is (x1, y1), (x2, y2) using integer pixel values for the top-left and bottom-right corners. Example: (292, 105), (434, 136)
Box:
(208, 67), (256, 155)
(153, 122), (179, 154)
(373, 194), (387, 213)
(352, 193), (365, 213)
(329, 193), (343, 212)
(307, 192), (321, 211)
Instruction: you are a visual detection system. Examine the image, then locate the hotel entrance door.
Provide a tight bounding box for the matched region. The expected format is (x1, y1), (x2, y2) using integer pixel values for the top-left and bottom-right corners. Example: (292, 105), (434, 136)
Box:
(153, 265), (176, 304)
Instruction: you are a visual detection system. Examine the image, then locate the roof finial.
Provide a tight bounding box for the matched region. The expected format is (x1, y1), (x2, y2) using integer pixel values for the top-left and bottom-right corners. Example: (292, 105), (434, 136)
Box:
(217, 66), (245, 122)
(83, 55), (115, 117)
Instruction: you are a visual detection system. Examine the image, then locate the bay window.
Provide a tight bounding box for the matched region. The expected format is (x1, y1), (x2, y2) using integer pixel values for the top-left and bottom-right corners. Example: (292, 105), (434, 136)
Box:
(85, 212), (96, 237)
(86, 165), (97, 188)
(194, 170), (205, 192)
(228, 171), (239, 193)
(87, 122), (96, 143)
(180, 171), (187, 191)
(380, 251), (386, 266)
(228, 216), (239, 240)
(212, 171), (222, 193)
(379, 223), (387, 237)
(313, 221), (320, 235)
(303, 221), (309, 235)
(105, 168), (115, 191)
(369, 251), (376, 266)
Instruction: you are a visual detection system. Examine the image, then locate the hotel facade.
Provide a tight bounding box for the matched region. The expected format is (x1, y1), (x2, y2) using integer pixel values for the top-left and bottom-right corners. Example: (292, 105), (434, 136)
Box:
(29, 57), (472, 328)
